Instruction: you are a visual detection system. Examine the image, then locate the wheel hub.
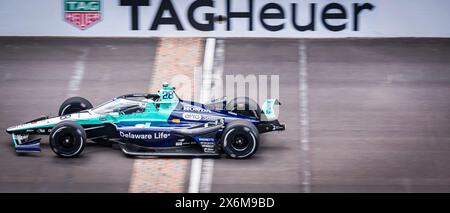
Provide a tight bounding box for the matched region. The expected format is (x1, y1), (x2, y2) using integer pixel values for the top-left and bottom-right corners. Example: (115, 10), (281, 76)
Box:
(60, 135), (75, 148)
(231, 135), (249, 151)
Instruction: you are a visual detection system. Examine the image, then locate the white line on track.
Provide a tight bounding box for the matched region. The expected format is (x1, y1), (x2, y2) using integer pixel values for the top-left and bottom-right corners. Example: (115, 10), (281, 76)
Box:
(199, 157), (215, 192)
(210, 39), (225, 100)
(67, 48), (89, 97)
(201, 38), (217, 104)
(189, 38), (216, 193)
(188, 158), (203, 193)
(299, 40), (311, 193)
(199, 39), (225, 193)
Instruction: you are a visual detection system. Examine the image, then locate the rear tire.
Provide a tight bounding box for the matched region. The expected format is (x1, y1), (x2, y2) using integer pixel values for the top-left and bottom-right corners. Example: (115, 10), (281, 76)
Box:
(58, 97), (93, 116)
(49, 121), (86, 158)
(221, 120), (259, 159)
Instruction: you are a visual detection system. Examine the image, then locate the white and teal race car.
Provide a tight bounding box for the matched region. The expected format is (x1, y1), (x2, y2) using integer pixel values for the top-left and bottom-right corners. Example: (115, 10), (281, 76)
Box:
(6, 83), (285, 158)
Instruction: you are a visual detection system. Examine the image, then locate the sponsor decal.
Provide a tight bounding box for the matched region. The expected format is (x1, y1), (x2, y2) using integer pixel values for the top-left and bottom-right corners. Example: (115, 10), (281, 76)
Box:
(119, 131), (170, 140)
(183, 105), (211, 113)
(201, 115), (217, 121)
(199, 141), (216, 153)
(197, 137), (215, 142)
(119, 0), (375, 32)
(60, 114), (71, 120)
(182, 113), (202, 121)
(64, 0), (102, 30)
(154, 132), (170, 139)
(15, 134), (29, 141)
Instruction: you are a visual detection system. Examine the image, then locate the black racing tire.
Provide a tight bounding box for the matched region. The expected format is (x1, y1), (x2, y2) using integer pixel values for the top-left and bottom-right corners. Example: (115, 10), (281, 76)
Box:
(226, 97), (261, 119)
(49, 121), (86, 158)
(58, 97), (93, 116)
(221, 120), (259, 159)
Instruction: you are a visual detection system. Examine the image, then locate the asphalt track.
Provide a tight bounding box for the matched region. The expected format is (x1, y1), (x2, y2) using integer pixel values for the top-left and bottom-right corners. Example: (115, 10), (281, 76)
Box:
(211, 38), (450, 192)
(0, 38), (156, 192)
(1, 38), (450, 192)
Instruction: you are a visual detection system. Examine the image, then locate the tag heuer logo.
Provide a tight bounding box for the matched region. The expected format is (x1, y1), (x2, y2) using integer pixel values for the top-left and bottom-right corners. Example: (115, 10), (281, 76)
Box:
(64, 0), (102, 30)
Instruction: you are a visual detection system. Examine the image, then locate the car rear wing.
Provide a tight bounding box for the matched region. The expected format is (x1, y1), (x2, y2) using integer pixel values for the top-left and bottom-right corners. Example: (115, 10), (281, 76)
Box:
(261, 99), (281, 121)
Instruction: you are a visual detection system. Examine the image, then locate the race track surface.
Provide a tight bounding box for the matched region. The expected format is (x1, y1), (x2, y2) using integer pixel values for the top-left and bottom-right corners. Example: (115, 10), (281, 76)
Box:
(1, 38), (450, 192)
(0, 38), (156, 192)
(211, 39), (450, 192)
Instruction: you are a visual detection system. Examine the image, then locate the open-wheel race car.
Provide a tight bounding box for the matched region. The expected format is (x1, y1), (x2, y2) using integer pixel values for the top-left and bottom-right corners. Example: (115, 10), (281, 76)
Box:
(6, 83), (285, 159)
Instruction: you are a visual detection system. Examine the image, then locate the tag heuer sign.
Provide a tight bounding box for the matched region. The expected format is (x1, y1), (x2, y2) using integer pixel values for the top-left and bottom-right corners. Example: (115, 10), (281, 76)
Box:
(64, 0), (101, 30)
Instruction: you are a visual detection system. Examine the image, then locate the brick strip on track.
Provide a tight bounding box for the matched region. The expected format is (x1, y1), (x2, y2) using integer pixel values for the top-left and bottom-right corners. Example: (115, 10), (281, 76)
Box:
(128, 38), (204, 193)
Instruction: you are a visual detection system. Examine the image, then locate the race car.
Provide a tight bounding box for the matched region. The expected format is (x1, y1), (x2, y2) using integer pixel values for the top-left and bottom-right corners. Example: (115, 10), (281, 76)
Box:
(6, 83), (285, 159)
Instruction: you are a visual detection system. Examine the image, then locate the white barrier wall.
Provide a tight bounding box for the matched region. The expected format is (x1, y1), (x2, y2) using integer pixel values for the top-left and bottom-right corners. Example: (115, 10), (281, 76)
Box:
(0, 0), (449, 38)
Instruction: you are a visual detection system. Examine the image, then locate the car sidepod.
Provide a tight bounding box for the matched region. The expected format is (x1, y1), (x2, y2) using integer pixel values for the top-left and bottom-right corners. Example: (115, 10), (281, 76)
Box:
(117, 121), (224, 156)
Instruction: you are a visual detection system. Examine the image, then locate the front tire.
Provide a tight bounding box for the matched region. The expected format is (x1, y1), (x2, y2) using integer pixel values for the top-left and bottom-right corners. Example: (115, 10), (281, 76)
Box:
(49, 121), (86, 158)
(58, 97), (93, 116)
(221, 120), (259, 159)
